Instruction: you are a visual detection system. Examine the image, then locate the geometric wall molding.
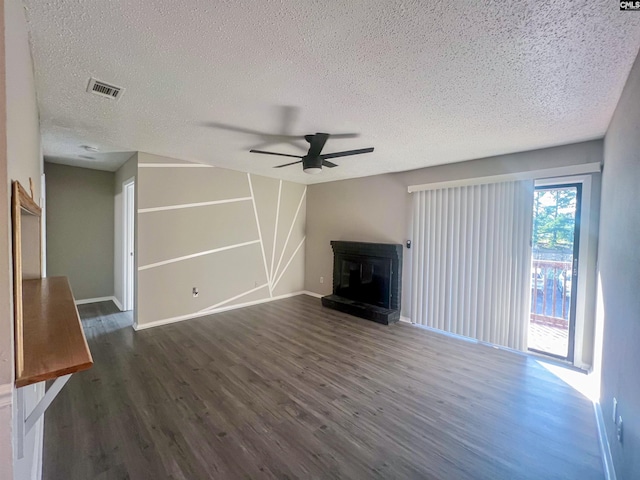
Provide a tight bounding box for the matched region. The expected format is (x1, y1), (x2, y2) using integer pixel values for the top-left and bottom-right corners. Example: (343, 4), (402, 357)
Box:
(136, 154), (306, 326)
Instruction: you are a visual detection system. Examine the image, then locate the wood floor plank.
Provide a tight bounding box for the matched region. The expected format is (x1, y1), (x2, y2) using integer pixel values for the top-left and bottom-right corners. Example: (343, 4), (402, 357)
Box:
(43, 296), (603, 479)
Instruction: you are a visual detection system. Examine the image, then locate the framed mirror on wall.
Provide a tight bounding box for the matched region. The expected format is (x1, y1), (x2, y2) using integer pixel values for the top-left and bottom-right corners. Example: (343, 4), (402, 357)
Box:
(11, 179), (42, 378)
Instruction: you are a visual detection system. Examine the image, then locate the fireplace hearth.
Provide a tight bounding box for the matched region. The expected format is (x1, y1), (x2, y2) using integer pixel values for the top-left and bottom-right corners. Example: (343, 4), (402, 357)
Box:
(321, 241), (403, 324)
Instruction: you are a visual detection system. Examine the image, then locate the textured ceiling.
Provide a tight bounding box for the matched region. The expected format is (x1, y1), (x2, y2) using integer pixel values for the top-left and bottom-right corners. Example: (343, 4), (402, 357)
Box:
(24, 0), (640, 183)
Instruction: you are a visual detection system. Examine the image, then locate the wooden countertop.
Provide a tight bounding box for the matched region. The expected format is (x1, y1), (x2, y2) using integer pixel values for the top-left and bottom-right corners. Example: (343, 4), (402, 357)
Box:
(16, 277), (93, 388)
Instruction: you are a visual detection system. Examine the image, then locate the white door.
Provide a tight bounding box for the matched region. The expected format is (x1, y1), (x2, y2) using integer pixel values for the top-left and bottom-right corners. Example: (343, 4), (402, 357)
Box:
(124, 179), (135, 311)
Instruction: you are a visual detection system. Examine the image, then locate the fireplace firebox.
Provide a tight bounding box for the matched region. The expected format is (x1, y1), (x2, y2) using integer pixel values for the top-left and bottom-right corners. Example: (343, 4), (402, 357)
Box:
(321, 241), (402, 324)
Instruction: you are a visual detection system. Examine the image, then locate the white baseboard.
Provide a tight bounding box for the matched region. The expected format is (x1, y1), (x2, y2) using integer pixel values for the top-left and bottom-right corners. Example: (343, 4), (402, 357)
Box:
(399, 316), (413, 324)
(111, 296), (124, 311)
(75, 296), (118, 306)
(75, 296), (124, 310)
(300, 290), (323, 299)
(594, 402), (617, 480)
(134, 291), (310, 331)
(0, 382), (12, 408)
(133, 308), (227, 331)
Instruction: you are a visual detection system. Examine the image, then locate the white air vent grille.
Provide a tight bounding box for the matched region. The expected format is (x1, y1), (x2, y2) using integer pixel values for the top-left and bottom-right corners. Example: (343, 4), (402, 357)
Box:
(87, 78), (124, 100)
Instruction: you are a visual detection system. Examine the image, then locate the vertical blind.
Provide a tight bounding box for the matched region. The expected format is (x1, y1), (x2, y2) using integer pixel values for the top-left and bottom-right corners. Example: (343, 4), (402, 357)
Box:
(410, 180), (533, 351)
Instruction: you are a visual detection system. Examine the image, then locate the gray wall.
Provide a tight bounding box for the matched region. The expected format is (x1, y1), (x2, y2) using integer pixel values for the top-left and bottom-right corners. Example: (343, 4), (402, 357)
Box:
(1, 0), (43, 387)
(136, 153), (306, 327)
(599, 50), (640, 479)
(45, 162), (115, 300)
(305, 140), (602, 366)
(2, 0), (45, 477)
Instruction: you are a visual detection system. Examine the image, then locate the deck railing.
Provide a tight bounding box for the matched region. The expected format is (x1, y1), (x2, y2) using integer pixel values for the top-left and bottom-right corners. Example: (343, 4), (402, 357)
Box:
(531, 260), (571, 328)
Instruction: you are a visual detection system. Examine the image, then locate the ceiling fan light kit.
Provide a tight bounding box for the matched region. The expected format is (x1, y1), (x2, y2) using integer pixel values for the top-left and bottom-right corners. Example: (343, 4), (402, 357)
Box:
(249, 132), (374, 174)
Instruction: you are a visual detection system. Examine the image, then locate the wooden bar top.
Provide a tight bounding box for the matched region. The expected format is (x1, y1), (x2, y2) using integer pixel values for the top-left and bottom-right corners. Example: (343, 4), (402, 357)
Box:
(16, 277), (93, 388)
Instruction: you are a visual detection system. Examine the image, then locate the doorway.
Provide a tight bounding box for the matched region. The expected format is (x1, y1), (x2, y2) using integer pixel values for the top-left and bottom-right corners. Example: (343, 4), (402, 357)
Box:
(123, 178), (135, 311)
(528, 183), (581, 361)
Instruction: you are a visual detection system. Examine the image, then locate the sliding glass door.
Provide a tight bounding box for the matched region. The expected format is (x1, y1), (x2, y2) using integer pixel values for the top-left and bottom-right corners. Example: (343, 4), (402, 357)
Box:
(528, 184), (581, 361)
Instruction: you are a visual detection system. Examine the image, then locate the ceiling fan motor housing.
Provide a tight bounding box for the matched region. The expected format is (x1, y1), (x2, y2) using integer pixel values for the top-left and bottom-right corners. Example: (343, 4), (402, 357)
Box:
(302, 155), (323, 174)
(249, 132), (374, 173)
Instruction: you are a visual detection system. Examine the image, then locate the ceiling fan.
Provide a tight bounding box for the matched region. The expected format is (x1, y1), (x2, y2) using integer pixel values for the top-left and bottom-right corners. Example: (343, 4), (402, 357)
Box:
(250, 133), (374, 174)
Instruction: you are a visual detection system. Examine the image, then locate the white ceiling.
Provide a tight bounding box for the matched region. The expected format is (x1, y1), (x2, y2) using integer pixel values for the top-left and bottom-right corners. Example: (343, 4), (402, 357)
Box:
(24, 0), (640, 184)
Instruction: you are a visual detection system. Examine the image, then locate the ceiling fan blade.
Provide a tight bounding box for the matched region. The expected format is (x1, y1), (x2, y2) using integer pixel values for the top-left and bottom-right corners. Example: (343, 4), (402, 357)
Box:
(280, 105), (299, 133)
(327, 133), (359, 139)
(308, 133), (330, 158)
(204, 122), (267, 136)
(322, 160), (338, 168)
(249, 140), (308, 153)
(205, 122), (306, 141)
(274, 160), (303, 168)
(250, 150), (303, 159)
(320, 147), (374, 160)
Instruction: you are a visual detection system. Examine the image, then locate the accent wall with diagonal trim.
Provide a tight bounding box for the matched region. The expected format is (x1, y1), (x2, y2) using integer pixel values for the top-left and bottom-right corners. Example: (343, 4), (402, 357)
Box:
(136, 153), (306, 328)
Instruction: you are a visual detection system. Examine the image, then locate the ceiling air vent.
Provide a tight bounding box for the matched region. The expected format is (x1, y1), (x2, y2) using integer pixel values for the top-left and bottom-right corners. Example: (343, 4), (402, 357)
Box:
(86, 78), (124, 100)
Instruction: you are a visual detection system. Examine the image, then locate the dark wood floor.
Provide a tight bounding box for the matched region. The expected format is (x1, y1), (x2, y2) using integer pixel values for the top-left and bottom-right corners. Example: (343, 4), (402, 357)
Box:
(44, 295), (603, 479)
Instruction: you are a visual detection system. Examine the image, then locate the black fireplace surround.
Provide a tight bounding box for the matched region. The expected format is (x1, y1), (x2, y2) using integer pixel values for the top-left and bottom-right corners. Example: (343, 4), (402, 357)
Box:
(321, 241), (403, 324)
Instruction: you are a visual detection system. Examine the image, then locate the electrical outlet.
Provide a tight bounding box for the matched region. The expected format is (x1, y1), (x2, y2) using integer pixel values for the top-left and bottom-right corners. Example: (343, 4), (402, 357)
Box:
(320, 276), (324, 284)
(255, 281), (259, 288)
(192, 287), (199, 298)
(613, 398), (618, 424)
(617, 416), (623, 444)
